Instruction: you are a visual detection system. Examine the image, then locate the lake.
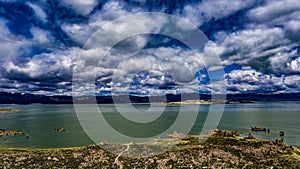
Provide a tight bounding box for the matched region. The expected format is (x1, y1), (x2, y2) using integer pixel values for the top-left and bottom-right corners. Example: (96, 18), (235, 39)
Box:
(0, 101), (299, 148)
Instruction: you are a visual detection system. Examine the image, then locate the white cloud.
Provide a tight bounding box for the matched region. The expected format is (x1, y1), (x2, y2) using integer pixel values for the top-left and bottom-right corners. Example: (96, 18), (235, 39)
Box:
(0, 19), (31, 63)
(284, 75), (300, 89)
(71, 44), (212, 96)
(181, 0), (255, 26)
(222, 28), (286, 60)
(27, 2), (47, 22)
(205, 27), (298, 75)
(2, 0), (300, 95)
(287, 57), (300, 72)
(109, 47), (205, 83)
(224, 68), (300, 93)
(61, 1), (148, 46)
(97, 1), (133, 20)
(284, 20), (300, 41)
(30, 27), (53, 44)
(269, 50), (300, 74)
(247, 0), (300, 23)
(203, 41), (226, 67)
(6, 48), (78, 79)
(61, 23), (94, 46)
(60, 0), (98, 15)
(65, 5), (209, 95)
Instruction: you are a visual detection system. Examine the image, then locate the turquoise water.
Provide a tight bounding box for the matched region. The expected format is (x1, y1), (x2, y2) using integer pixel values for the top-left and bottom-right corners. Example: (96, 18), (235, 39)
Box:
(0, 102), (299, 148)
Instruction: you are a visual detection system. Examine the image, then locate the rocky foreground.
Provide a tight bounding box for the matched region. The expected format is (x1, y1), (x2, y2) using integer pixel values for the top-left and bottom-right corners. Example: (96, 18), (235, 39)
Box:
(0, 130), (299, 168)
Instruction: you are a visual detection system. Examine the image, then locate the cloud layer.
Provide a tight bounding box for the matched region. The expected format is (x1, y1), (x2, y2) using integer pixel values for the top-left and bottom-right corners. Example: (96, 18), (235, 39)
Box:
(0, 0), (299, 95)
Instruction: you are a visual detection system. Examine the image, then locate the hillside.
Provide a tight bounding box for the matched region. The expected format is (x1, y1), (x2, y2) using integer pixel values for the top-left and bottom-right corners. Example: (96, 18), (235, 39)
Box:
(0, 130), (299, 168)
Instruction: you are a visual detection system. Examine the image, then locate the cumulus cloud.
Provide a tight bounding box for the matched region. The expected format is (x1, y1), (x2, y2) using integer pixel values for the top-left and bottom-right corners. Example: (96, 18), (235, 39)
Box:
(194, 0), (300, 78)
(62, 1), (132, 45)
(284, 20), (300, 41)
(1, 0), (300, 95)
(5, 48), (77, 81)
(204, 27), (299, 75)
(285, 75), (300, 89)
(245, 0), (300, 38)
(68, 5), (213, 95)
(0, 19), (74, 93)
(0, 18), (59, 80)
(111, 48), (204, 83)
(269, 50), (300, 74)
(30, 27), (54, 44)
(181, 0), (255, 26)
(26, 2), (47, 22)
(287, 57), (300, 72)
(61, 1), (150, 46)
(72, 45), (207, 95)
(60, 0), (98, 15)
(247, 0), (300, 23)
(0, 19), (31, 63)
(225, 68), (300, 93)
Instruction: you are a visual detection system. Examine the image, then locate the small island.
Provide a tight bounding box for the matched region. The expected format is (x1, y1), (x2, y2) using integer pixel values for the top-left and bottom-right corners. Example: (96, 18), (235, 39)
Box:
(167, 100), (254, 105)
(0, 129), (25, 137)
(0, 109), (20, 113)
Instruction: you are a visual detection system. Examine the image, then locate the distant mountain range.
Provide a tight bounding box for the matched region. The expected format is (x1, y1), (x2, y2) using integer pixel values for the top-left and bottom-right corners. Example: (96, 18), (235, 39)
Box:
(0, 92), (299, 104)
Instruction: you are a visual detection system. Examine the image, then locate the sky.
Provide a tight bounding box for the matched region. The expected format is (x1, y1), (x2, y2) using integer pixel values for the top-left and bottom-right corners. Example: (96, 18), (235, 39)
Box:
(0, 0), (300, 96)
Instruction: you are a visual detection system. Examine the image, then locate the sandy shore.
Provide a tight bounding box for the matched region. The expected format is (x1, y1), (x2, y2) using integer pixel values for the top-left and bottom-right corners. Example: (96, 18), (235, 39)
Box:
(0, 109), (20, 113)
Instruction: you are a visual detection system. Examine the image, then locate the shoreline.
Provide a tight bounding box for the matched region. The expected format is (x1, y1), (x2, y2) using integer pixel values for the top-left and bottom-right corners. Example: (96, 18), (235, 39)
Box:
(0, 130), (299, 168)
(0, 129), (299, 150)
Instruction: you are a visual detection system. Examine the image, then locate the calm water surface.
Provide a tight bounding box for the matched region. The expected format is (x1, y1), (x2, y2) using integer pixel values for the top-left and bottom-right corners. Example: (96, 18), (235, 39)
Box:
(0, 102), (299, 148)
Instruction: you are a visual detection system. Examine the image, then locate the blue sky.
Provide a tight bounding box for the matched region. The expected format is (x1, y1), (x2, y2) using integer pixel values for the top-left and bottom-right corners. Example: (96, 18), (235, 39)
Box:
(0, 0), (299, 96)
